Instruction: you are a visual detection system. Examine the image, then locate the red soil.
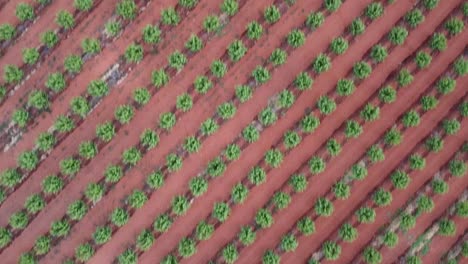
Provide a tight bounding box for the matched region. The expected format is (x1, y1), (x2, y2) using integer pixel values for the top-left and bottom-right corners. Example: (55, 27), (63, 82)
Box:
(0, 0), (36, 25)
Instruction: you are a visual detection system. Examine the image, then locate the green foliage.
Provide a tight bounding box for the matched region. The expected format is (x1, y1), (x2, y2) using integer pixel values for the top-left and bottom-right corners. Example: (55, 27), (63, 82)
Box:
(4, 64), (23, 84)
(231, 183), (248, 204)
(432, 178), (448, 194)
(255, 208), (273, 228)
(67, 200), (88, 220)
(402, 110), (420, 127)
(218, 102), (237, 120)
(222, 243), (238, 264)
(93, 225), (112, 245)
(415, 51), (431, 69)
(174, 94), (192, 113)
(75, 243), (94, 262)
(265, 149), (283, 168)
(104, 165), (124, 186)
(264, 5), (281, 24)
(64, 54), (83, 74)
(294, 72), (313, 91)
(10, 211), (29, 230)
(349, 18), (365, 36)
(445, 18), (464, 36)
(185, 34), (203, 53)
(278, 90), (295, 109)
(196, 221), (214, 240)
(127, 190), (147, 209)
(153, 213), (172, 232)
(239, 226), (256, 245)
(87, 79), (109, 97)
(460, 102), (468, 117)
(16, 3), (34, 21)
(207, 157), (226, 177)
(400, 213), (416, 231)
(36, 132), (56, 152)
(18, 252), (36, 264)
(289, 174), (307, 192)
(85, 182), (104, 203)
(247, 21), (263, 40)
(179, 0), (198, 8)
(50, 220), (70, 237)
(118, 249), (137, 264)
(242, 124), (260, 143)
(454, 57), (468, 76)
(228, 39), (247, 62)
(281, 234), (298, 252)
(315, 197), (333, 217)
(74, 0), (93, 11)
(56, 10), (75, 30)
(22, 48), (39, 65)
(24, 194), (45, 214)
(429, 33), (447, 52)
(330, 37), (348, 55)
(356, 207), (376, 223)
(306, 11), (324, 30)
(203, 15), (220, 33)
(259, 107), (277, 126)
(443, 119), (460, 135)
(423, 0), (439, 9)
(0, 86), (6, 102)
(122, 147), (141, 166)
(140, 129), (159, 150)
(105, 21), (121, 37)
(373, 188), (392, 207)
(133, 87), (150, 106)
(225, 143), (241, 161)
(425, 135), (443, 152)
(124, 43), (143, 63)
(78, 140), (98, 160)
(96, 122), (115, 142)
(326, 139), (341, 156)
(421, 95), (438, 111)
(161, 7), (180, 26)
(317, 95), (336, 115)
(172, 195), (189, 215)
(370, 45), (388, 63)
(339, 223), (357, 242)
(324, 0), (342, 11)
(365, 2), (383, 20)
(211, 60), (227, 78)
(60, 157), (81, 175)
(189, 176), (207, 196)
(45, 72), (66, 93)
(345, 120), (362, 138)
(159, 112), (176, 131)
(41, 30), (59, 48)
(436, 77), (456, 95)
(391, 170), (410, 189)
(408, 154), (426, 170)
(248, 166), (266, 185)
(323, 241), (341, 260)
(388, 26), (408, 45)
(178, 237), (196, 258)
(383, 231), (398, 248)
(200, 118), (218, 136)
(252, 66), (270, 84)
(297, 217), (315, 235)
(449, 159), (466, 177)
(1, 168), (22, 188)
(221, 0), (238, 16)
(152, 69), (169, 88)
(33, 235), (51, 255)
(313, 53), (331, 73)
(301, 114), (320, 133)
(116, 0), (137, 20)
(168, 51), (187, 70)
(456, 201), (467, 217)
(81, 38), (101, 54)
(194, 76), (212, 94)
(142, 25), (161, 44)
(269, 48), (287, 66)
(55, 115), (75, 133)
(115, 104), (134, 124)
(283, 130), (301, 149)
(416, 195), (434, 213)
(309, 156), (326, 175)
(111, 207), (129, 227)
(18, 150), (39, 171)
(28, 90), (49, 110)
(405, 9), (424, 28)
(350, 164), (367, 180)
(353, 61), (372, 79)
(360, 103), (380, 122)
(333, 181), (350, 199)
(262, 250), (280, 264)
(212, 202), (231, 222)
(362, 247), (382, 264)
(0, 24), (16, 41)
(147, 170), (164, 189)
(273, 191), (291, 210)
(287, 29), (305, 48)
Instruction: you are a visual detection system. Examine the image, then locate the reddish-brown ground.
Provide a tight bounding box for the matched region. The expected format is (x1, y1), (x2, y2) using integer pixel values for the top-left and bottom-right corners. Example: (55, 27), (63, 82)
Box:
(0, 0), (466, 263)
